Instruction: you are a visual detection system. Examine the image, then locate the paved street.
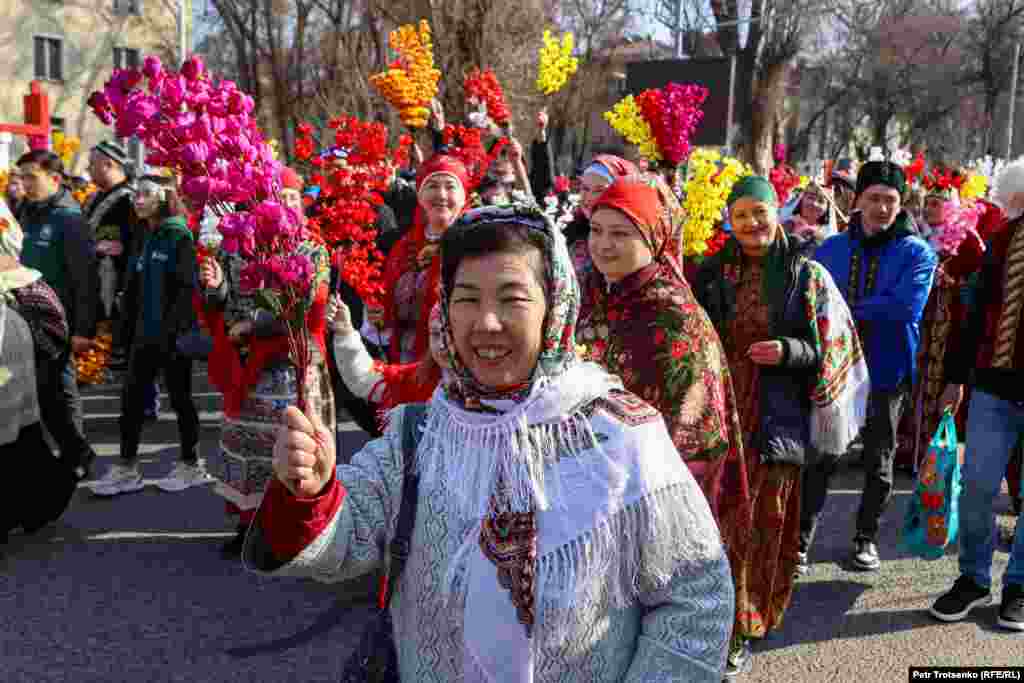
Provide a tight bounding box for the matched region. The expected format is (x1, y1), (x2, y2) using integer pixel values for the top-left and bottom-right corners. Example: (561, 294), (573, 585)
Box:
(1, 365), (1021, 682)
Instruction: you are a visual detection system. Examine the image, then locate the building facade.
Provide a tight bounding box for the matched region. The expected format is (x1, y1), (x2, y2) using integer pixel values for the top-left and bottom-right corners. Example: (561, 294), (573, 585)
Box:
(0, 0), (186, 175)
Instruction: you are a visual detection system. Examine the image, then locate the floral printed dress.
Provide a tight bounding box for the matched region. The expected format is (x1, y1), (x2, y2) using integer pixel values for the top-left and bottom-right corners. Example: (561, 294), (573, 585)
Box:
(577, 260), (751, 571)
(722, 259), (802, 640)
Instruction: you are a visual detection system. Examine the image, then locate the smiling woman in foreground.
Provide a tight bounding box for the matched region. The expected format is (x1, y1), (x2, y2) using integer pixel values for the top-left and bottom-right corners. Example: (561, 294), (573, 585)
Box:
(247, 203), (734, 681)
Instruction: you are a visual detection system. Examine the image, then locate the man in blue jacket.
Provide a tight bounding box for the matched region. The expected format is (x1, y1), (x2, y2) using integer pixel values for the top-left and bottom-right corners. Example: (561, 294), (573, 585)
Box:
(802, 160), (937, 571)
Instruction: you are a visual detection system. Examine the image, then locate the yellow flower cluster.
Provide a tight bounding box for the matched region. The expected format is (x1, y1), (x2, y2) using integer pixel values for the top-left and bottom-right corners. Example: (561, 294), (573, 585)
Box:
(603, 96), (661, 162)
(52, 131), (81, 168)
(960, 171), (988, 202)
(369, 20), (441, 129)
(680, 148), (751, 257)
(73, 182), (98, 207)
(536, 30), (578, 95)
(0, 169), (8, 197)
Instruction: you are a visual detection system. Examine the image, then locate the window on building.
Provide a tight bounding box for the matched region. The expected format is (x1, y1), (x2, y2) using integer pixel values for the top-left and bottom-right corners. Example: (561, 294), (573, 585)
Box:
(34, 36), (63, 82)
(113, 0), (142, 15)
(113, 47), (141, 70)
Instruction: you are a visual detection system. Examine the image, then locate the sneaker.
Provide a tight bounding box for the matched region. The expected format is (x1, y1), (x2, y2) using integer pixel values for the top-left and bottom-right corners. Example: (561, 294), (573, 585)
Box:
(930, 576), (992, 622)
(723, 637), (753, 677)
(794, 551), (810, 578)
(91, 463), (145, 497)
(851, 538), (881, 571)
(998, 583), (1024, 631)
(153, 459), (214, 493)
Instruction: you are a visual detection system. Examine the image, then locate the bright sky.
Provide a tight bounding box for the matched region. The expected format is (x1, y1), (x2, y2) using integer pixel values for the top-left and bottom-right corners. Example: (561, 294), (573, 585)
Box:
(634, 0), (751, 47)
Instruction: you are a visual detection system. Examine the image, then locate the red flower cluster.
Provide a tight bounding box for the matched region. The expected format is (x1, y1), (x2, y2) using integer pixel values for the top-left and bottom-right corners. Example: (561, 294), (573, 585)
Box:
(463, 68), (511, 127)
(295, 117), (413, 307)
(440, 125), (509, 192)
(904, 152), (926, 184)
(769, 164), (801, 205)
(923, 166), (967, 193)
(635, 83), (708, 166)
(702, 227), (730, 258)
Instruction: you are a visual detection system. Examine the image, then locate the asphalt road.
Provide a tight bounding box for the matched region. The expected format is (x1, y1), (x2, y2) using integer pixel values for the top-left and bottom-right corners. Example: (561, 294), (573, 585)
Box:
(1, 366), (1021, 682)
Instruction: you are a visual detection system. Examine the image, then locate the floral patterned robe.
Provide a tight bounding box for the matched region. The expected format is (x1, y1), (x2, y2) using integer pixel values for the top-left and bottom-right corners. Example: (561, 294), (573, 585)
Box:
(577, 261), (751, 570)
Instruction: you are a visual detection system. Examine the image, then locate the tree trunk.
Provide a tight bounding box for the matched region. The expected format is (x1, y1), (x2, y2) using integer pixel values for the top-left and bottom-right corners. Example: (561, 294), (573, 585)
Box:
(985, 86), (1000, 156)
(872, 110), (890, 149)
(740, 61), (788, 175)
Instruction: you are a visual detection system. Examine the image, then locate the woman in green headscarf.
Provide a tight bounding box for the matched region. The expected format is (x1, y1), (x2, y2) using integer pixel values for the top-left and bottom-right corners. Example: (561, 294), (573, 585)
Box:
(694, 176), (871, 677)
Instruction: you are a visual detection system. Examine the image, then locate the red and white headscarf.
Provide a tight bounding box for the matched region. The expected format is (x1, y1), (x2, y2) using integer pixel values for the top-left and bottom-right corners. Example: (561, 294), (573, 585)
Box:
(416, 155), (470, 195)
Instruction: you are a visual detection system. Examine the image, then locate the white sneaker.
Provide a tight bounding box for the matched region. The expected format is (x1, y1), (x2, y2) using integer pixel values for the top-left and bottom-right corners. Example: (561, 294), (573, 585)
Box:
(91, 463), (145, 497)
(153, 460), (214, 493)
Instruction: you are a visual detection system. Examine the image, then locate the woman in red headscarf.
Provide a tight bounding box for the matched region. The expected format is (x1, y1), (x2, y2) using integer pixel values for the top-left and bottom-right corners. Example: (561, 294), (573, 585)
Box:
(373, 155), (469, 364)
(577, 174), (751, 671)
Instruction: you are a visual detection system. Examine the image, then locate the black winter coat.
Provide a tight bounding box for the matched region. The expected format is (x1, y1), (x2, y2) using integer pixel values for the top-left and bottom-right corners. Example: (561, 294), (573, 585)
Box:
(694, 235), (822, 466)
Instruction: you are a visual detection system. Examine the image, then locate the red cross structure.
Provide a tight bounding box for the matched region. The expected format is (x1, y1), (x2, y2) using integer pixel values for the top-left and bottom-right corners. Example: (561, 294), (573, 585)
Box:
(0, 81), (51, 150)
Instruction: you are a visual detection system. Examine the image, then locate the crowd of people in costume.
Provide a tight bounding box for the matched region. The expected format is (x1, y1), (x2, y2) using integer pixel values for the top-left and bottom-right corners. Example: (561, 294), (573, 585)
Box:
(1, 46), (1023, 682)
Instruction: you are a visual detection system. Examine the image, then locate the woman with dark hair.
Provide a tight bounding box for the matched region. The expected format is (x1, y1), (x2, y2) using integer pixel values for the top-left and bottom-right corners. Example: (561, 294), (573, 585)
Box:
(247, 203), (734, 681)
(93, 175), (205, 497)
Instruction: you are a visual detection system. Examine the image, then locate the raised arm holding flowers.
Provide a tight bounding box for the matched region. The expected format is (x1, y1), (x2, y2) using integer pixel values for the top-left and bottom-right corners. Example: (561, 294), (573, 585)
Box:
(368, 20), (441, 130)
(536, 29), (579, 96)
(89, 54), (335, 541)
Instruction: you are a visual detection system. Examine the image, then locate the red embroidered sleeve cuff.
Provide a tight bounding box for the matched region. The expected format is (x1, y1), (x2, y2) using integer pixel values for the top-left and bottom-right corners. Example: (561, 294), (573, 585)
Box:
(258, 474), (346, 562)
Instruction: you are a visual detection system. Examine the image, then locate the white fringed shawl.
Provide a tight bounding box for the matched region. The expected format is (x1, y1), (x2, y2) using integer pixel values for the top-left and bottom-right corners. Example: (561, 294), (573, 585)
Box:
(805, 262), (871, 458)
(414, 361), (721, 682)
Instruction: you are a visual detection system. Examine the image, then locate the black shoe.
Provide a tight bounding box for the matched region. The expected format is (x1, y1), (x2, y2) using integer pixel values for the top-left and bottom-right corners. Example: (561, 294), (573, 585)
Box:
(851, 538), (881, 571)
(998, 583), (1024, 631)
(73, 448), (97, 482)
(930, 576), (992, 622)
(723, 637), (752, 678)
(220, 527), (246, 559)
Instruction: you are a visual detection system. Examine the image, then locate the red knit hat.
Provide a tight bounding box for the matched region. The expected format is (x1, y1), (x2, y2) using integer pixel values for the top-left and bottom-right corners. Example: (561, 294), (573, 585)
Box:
(281, 166), (303, 191)
(416, 155), (470, 194)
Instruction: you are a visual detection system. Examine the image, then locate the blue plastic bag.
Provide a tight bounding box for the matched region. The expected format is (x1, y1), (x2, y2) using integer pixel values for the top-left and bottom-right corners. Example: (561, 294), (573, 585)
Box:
(900, 411), (961, 560)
